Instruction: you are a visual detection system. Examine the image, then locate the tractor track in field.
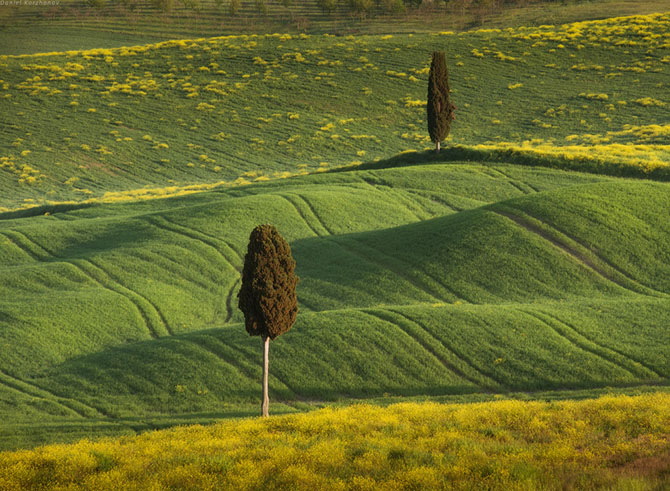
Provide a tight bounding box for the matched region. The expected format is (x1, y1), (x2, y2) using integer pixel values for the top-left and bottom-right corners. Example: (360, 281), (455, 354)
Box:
(0, 230), (168, 338)
(183, 336), (258, 385)
(361, 310), (501, 392)
(357, 176), (428, 221)
(402, 188), (461, 214)
(537, 310), (666, 380)
(519, 310), (643, 380)
(295, 194), (336, 236)
(147, 216), (243, 271)
(0, 369), (107, 419)
(147, 216), (243, 325)
(288, 193), (466, 304)
(279, 194), (326, 238)
(390, 309), (505, 390)
(224, 277), (240, 324)
(487, 167), (540, 194)
(332, 238), (450, 304)
(493, 209), (669, 299)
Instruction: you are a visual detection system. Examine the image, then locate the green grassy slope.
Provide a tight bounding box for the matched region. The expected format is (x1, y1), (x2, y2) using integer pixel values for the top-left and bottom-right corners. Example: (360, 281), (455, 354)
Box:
(0, 12), (669, 450)
(1, 160), (669, 449)
(1, 0), (668, 54)
(1, 12), (668, 211)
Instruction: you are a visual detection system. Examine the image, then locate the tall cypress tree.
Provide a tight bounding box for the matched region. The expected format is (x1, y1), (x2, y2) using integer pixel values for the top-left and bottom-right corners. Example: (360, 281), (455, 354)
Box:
(427, 51), (455, 152)
(238, 224), (299, 417)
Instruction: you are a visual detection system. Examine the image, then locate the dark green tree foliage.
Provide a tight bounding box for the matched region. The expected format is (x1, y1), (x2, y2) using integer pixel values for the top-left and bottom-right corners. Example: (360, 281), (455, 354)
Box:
(427, 51), (456, 151)
(238, 224), (298, 340)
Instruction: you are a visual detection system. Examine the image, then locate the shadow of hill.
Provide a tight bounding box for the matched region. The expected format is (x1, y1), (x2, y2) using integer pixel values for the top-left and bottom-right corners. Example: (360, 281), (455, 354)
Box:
(332, 146), (670, 181)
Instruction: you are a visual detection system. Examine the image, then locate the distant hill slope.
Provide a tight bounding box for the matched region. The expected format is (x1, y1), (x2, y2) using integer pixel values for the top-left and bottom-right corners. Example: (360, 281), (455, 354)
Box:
(0, 160), (669, 449)
(1, 13), (669, 211)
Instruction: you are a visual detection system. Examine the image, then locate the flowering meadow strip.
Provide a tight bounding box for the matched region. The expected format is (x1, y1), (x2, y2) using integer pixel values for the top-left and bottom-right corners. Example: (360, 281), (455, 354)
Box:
(1, 393), (669, 489)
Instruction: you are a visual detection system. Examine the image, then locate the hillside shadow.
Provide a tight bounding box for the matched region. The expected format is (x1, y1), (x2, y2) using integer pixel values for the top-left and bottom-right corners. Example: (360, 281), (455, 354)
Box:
(331, 146), (670, 181)
(332, 146), (493, 173)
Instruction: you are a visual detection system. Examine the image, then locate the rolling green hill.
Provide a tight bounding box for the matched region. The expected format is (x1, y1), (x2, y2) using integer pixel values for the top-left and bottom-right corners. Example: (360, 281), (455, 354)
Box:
(0, 11), (669, 451)
(1, 159), (669, 450)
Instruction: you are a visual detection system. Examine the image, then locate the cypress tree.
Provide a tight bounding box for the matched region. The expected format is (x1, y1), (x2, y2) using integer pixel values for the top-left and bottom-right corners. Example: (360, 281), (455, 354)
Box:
(238, 224), (299, 417)
(427, 51), (456, 152)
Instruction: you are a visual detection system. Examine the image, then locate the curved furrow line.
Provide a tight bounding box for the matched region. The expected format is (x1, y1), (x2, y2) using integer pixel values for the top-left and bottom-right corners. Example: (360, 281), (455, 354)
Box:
(0, 369), (107, 419)
(356, 177), (427, 221)
(496, 209), (668, 298)
(519, 209), (670, 298)
(488, 167), (539, 193)
(183, 336), (258, 385)
(294, 194), (336, 236)
(161, 215), (245, 262)
(344, 237), (469, 304)
(148, 216), (242, 273)
(278, 194), (326, 237)
(130, 248), (214, 291)
(407, 189), (472, 212)
(360, 310), (499, 392)
(402, 188), (460, 214)
(296, 195), (469, 302)
(388, 309), (505, 390)
(519, 310), (642, 379)
(224, 277), (241, 324)
(0, 231), (46, 262)
(71, 258), (166, 338)
(7, 230), (165, 339)
(540, 311), (667, 380)
(86, 258), (174, 337)
(331, 238), (446, 304)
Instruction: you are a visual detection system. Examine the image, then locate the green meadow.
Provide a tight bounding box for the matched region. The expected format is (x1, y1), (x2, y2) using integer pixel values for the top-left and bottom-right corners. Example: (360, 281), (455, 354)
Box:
(0, 4), (668, 477)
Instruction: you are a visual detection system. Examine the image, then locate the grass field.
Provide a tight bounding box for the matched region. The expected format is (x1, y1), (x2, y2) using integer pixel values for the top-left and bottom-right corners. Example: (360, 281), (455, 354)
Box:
(1, 0), (669, 54)
(0, 8), (668, 489)
(2, 393), (670, 489)
(1, 11), (669, 212)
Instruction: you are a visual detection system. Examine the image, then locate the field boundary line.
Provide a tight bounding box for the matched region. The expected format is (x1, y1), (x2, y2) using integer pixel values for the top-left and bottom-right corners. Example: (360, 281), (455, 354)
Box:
(519, 310), (642, 380)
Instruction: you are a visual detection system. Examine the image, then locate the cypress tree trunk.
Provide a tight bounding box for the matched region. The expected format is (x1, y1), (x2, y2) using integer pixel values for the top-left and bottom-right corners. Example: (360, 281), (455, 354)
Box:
(262, 335), (270, 417)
